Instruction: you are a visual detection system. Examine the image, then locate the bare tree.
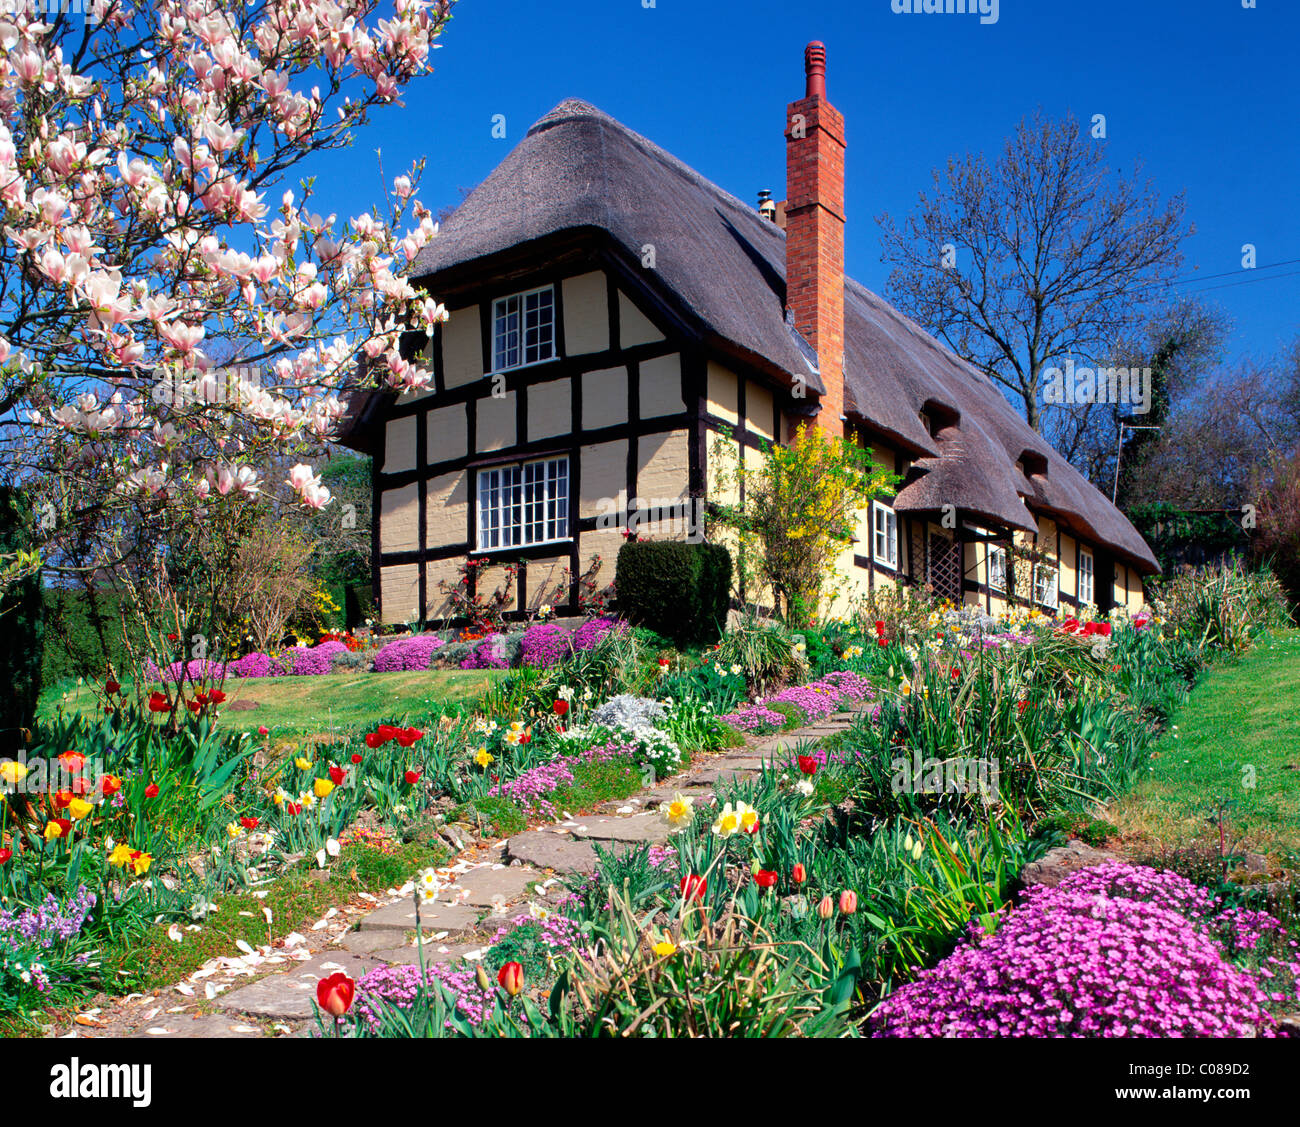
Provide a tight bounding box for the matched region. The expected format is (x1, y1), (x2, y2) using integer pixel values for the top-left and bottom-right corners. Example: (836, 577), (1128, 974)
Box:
(878, 110), (1190, 432)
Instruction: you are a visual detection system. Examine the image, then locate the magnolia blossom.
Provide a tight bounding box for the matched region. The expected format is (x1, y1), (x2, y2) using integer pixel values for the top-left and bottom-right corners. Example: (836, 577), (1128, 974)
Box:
(3, 0), (455, 562)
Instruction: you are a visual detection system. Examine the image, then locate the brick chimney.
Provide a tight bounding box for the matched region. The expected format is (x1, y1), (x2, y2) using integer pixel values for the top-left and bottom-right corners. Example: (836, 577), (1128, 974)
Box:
(785, 41), (846, 435)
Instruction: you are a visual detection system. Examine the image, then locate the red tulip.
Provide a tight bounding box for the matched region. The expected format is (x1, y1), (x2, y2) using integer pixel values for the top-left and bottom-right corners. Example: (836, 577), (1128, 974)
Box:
(404, 769), (421, 786)
(57, 750), (86, 774)
(50, 817), (72, 838)
(364, 732), (383, 749)
(209, 689), (227, 704)
(98, 775), (122, 797)
(753, 870), (778, 890)
(187, 699), (202, 713)
(329, 765), (346, 785)
(316, 972), (355, 1017)
(395, 727), (423, 748)
(53, 789), (72, 810)
(148, 692), (170, 713)
(258, 726), (270, 736)
(377, 724), (400, 743)
(166, 633), (178, 643)
(552, 699), (569, 716)
(497, 961), (524, 997)
(240, 816), (259, 830)
(105, 679), (120, 695)
(351, 753), (362, 764)
(838, 890), (858, 915)
(877, 637), (889, 648)
(0, 848), (11, 865)
(874, 621), (885, 634)
(816, 895), (835, 919)
(797, 755), (817, 776)
(791, 862), (807, 885)
(679, 874), (707, 902)
(144, 783), (159, 798)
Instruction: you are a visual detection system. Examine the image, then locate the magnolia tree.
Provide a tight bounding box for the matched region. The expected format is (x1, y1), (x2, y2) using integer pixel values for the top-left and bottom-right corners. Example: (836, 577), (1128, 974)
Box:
(0, 0), (455, 699)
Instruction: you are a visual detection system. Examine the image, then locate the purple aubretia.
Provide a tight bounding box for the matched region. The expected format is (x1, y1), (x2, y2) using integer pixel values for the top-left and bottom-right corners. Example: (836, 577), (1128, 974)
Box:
(868, 863), (1288, 1038)
(372, 634), (445, 672)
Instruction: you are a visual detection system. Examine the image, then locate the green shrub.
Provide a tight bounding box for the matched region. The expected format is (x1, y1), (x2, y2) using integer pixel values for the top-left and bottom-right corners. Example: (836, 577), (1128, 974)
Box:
(40, 586), (133, 687)
(614, 540), (731, 647)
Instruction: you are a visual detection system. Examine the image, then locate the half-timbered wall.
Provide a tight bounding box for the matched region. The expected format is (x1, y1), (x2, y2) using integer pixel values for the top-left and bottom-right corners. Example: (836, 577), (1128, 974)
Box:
(375, 264), (707, 624)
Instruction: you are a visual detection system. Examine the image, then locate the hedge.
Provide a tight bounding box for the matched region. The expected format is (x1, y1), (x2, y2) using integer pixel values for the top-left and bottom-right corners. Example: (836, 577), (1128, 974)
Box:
(0, 488), (43, 749)
(614, 540), (731, 646)
(40, 587), (133, 688)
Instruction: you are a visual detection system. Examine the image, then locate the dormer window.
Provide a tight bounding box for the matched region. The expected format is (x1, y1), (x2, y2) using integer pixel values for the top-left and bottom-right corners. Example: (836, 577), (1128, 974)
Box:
(1020, 450), (1049, 479)
(492, 285), (556, 372)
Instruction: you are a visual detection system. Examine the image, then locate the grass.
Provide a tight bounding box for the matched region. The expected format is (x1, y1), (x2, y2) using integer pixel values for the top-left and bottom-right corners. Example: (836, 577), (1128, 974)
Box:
(1113, 628), (1300, 855)
(37, 668), (498, 739)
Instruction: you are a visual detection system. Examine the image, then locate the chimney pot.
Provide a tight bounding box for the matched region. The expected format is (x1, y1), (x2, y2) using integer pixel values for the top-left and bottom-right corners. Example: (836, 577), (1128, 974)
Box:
(804, 41), (827, 99)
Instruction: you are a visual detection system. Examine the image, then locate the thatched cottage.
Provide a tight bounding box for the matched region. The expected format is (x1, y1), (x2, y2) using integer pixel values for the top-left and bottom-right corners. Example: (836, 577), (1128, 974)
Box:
(339, 43), (1158, 625)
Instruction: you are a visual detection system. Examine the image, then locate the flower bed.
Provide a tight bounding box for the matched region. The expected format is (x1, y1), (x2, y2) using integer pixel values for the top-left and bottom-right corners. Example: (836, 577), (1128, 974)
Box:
(722, 669), (874, 731)
(868, 863), (1287, 1038)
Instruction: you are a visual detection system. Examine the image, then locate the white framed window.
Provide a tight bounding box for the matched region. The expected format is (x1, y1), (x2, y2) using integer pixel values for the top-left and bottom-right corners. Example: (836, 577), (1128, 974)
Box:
(1078, 548), (1095, 606)
(476, 456), (569, 550)
(987, 544), (1007, 593)
(1033, 563), (1059, 610)
(872, 501), (897, 568)
(492, 286), (555, 372)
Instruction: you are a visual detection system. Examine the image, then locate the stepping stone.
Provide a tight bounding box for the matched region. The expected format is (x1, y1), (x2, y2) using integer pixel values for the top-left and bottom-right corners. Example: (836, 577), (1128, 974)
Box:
(212, 952), (378, 1020)
(373, 940), (484, 967)
(711, 756), (768, 770)
(567, 813), (673, 844)
(507, 831), (599, 874)
(681, 767), (759, 786)
(451, 865), (541, 907)
(134, 1014), (266, 1038)
(638, 786), (714, 808)
(358, 899), (479, 935)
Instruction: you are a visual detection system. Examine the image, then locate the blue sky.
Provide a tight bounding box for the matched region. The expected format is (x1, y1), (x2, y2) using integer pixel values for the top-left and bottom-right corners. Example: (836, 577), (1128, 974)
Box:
(311, 0), (1299, 368)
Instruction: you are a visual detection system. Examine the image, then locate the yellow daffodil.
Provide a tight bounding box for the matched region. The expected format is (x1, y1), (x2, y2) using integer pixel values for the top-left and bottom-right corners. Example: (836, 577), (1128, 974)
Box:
(67, 797), (93, 821)
(108, 843), (133, 867)
(736, 802), (759, 834)
(294, 757), (313, 771)
(651, 940), (677, 958)
(711, 802), (739, 838)
(475, 748), (494, 768)
(131, 851), (152, 876)
(299, 791), (316, 809)
(313, 778), (334, 799)
(661, 793), (695, 829)
(227, 822), (243, 839)
(272, 788), (285, 806)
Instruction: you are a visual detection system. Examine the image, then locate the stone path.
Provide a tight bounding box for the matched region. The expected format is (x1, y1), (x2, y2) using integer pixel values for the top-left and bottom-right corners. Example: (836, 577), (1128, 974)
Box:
(59, 703), (872, 1039)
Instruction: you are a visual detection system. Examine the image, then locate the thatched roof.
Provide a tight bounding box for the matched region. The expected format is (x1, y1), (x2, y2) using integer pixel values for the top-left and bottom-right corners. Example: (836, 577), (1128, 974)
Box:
(381, 99), (1158, 574)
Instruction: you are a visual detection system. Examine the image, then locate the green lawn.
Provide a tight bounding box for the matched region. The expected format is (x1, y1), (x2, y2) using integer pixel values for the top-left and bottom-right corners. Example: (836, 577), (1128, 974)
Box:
(1114, 628), (1300, 855)
(37, 668), (498, 739)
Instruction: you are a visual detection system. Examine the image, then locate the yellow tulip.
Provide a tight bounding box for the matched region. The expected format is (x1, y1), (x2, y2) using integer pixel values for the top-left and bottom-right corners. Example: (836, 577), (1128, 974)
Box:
(44, 820), (65, 840)
(67, 797), (93, 821)
(295, 757), (313, 771)
(0, 761), (28, 785)
(313, 778), (335, 799)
